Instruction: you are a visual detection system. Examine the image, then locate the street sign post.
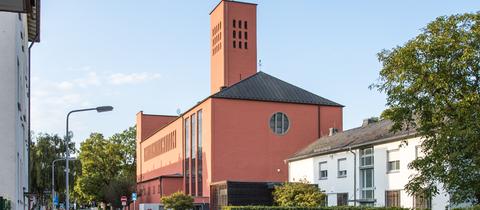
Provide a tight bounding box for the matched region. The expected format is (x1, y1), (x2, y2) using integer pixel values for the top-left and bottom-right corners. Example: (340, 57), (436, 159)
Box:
(132, 193), (137, 210)
(53, 195), (58, 207)
(121, 196), (127, 208)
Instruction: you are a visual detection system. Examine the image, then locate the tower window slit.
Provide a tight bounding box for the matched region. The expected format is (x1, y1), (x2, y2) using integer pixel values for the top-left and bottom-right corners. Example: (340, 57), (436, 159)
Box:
(245, 42), (248, 49)
(233, 31), (236, 39)
(233, 19), (236, 28)
(245, 32), (248, 40)
(239, 31), (242, 39)
(244, 21), (248, 29)
(233, 41), (236, 48)
(239, 20), (242, 29)
(239, 41), (242, 49)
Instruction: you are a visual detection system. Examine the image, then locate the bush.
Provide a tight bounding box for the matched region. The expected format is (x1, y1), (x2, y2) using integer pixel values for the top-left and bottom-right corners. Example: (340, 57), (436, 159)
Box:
(272, 181), (326, 207)
(161, 192), (194, 210)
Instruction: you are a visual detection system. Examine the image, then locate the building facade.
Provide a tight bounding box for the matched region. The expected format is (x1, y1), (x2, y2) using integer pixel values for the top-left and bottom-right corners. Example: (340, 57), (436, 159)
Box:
(0, 2), (40, 210)
(136, 0), (343, 209)
(288, 120), (450, 209)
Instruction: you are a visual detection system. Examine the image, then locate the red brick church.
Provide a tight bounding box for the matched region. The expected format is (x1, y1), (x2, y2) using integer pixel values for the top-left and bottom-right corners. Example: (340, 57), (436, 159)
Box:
(135, 1), (343, 209)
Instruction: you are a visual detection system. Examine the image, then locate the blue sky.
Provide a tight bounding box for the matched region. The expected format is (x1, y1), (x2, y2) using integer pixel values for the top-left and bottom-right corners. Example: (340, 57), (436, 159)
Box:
(31, 0), (480, 147)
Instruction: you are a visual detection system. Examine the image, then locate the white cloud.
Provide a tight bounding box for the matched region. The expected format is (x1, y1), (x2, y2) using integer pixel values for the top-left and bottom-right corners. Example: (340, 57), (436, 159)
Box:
(31, 69), (162, 140)
(74, 72), (101, 88)
(57, 81), (75, 91)
(108, 72), (161, 85)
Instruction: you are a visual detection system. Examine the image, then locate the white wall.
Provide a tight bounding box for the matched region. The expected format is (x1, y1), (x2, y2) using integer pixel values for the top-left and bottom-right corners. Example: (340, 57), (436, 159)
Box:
(0, 11), (30, 210)
(288, 137), (450, 209)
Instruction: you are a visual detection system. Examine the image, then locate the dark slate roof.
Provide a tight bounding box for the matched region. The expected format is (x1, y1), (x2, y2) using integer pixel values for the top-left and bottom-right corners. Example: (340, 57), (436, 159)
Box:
(212, 72), (343, 106)
(289, 120), (417, 161)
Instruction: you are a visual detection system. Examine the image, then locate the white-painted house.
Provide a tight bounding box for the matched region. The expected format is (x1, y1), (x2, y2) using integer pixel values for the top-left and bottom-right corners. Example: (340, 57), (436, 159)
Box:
(288, 120), (450, 209)
(0, 2), (40, 210)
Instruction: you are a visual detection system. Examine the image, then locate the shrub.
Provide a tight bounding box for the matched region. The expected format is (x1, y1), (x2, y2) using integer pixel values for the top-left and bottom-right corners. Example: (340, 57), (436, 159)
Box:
(272, 181), (326, 207)
(161, 192), (194, 210)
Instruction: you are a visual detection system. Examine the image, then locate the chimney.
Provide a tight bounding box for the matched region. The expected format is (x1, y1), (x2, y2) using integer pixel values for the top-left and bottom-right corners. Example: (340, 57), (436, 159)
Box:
(210, 0), (258, 94)
(328, 127), (338, 136)
(362, 117), (379, 127)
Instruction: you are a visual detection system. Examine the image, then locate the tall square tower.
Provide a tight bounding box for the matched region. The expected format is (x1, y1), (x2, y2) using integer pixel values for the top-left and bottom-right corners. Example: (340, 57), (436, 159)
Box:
(210, 0), (257, 94)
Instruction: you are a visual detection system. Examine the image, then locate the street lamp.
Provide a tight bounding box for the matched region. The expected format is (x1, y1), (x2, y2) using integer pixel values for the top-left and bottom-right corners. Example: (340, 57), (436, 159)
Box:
(65, 106), (113, 210)
(52, 158), (76, 209)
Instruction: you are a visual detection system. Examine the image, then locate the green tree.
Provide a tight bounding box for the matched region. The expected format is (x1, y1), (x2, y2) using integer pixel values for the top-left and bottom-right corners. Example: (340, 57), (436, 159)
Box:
(272, 180), (326, 207)
(74, 126), (136, 207)
(371, 12), (480, 204)
(161, 192), (194, 210)
(30, 133), (76, 207)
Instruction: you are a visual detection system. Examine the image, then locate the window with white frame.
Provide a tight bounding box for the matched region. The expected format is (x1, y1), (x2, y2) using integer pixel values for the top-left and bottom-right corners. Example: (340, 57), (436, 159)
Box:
(360, 147), (374, 200)
(319, 161), (328, 179)
(387, 149), (400, 172)
(337, 158), (347, 178)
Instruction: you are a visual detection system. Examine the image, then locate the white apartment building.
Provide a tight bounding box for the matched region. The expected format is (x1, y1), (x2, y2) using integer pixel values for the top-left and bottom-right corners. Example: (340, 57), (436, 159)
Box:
(0, 2), (40, 210)
(288, 120), (450, 209)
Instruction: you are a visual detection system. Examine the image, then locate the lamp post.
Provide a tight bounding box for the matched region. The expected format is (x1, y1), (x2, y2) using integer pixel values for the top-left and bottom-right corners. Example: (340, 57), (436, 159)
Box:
(65, 106), (113, 210)
(51, 158), (76, 209)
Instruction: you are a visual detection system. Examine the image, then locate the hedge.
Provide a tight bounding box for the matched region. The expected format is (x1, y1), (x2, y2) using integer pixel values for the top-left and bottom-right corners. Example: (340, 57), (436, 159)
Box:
(222, 206), (408, 210)
(453, 206), (480, 210)
(224, 205), (480, 210)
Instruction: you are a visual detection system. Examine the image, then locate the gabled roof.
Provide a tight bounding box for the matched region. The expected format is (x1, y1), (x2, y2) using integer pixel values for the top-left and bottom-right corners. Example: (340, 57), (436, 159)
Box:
(212, 72), (343, 107)
(288, 120), (417, 162)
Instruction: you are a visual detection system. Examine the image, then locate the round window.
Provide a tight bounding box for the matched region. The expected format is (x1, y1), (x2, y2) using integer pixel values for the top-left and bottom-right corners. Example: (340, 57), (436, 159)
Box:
(269, 112), (289, 135)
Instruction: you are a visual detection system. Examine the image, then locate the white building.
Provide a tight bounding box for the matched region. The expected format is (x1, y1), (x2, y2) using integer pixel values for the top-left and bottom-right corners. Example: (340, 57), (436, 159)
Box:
(288, 119), (450, 209)
(0, 2), (40, 210)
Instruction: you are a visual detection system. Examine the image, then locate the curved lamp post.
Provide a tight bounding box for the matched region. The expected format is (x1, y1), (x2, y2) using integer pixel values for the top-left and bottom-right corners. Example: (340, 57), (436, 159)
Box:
(65, 106), (113, 210)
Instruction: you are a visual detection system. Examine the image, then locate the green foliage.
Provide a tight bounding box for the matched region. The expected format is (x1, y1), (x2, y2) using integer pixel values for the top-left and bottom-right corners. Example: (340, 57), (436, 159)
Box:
(0, 197), (12, 210)
(29, 133), (77, 207)
(161, 192), (194, 210)
(453, 205), (480, 210)
(272, 181), (326, 207)
(371, 12), (480, 204)
(74, 126), (136, 207)
(222, 206), (408, 210)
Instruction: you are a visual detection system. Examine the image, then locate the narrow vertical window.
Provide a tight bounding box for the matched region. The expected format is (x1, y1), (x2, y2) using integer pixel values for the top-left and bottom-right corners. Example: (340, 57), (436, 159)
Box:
(360, 147), (374, 200)
(233, 31), (236, 39)
(239, 20), (242, 29)
(244, 31), (248, 40)
(244, 42), (248, 49)
(244, 21), (248, 29)
(233, 19), (236, 28)
(239, 31), (242, 39)
(233, 41), (236, 48)
(191, 114), (197, 196)
(197, 110), (203, 196)
(239, 41), (242, 49)
(184, 118), (190, 195)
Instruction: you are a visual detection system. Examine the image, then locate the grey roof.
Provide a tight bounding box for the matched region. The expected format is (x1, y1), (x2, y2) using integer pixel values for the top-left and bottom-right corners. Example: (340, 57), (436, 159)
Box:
(289, 120), (417, 161)
(212, 72), (343, 106)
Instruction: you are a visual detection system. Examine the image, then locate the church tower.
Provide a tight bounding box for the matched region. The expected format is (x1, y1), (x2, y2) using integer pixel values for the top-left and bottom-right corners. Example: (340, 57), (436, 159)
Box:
(210, 0), (257, 94)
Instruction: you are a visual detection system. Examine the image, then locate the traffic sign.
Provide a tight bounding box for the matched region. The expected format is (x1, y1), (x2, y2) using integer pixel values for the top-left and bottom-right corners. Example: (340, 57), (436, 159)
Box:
(121, 196), (127, 206)
(131, 193), (137, 201)
(53, 196), (59, 206)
